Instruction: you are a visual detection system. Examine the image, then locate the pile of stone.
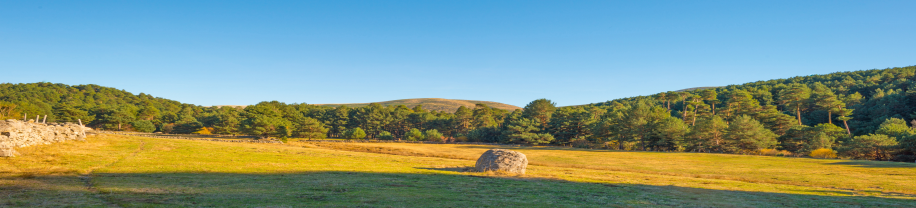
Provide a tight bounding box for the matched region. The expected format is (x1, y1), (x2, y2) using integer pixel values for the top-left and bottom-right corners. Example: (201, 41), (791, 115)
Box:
(0, 142), (15, 157)
(0, 119), (90, 157)
(475, 149), (528, 174)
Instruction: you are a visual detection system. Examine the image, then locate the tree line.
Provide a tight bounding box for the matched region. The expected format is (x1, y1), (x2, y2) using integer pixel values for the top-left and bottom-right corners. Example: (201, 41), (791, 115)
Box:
(1, 65), (915, 161)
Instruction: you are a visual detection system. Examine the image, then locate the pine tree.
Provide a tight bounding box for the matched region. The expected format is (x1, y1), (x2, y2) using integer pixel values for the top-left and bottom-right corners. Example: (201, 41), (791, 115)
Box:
(293, 117), (329, 139)
(678, 92), (693, 121)
(211, 107), (241, 134)
(688, 115), (728, 152)
(472, 104), (496, 128)
(836, 108), (853, 134)
(240, 114), (286, 138)
(810, 83), (842, 124)
(665, 92), (680, 110)
(723, 89), (762, 122)
(548, 107), (595, 144)
(522, 99), (557, 128)
(453, 106), (473, 134)
(502, 117), (555, 145)
(652, 116), (689, 151)
(655, 92), (669, 110)
(837, 134), (898, 160)
(755, 105), (797, 137)
(130, 120), (156, 133)
(326, 106), (350, 137)
(778, 83), (811, 125)
(137, 105), (160, 121)
(412, 104), (427, 113)
(875, 118), (915, 138)
(723, 115), (778, 153)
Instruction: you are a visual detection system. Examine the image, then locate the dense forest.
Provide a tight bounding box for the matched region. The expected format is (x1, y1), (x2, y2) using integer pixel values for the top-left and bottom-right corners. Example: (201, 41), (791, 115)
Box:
(1, 65), (915, 162)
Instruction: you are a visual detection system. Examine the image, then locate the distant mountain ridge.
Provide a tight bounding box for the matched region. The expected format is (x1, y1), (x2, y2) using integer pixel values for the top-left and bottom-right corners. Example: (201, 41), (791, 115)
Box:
(676, 86), (723, 92)
(313, 98), (522, 113)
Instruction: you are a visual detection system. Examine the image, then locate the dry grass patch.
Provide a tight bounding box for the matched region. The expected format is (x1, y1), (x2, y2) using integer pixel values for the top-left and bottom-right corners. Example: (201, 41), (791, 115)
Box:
(2, 134), (915, 207)
(304, 142), (916, 197)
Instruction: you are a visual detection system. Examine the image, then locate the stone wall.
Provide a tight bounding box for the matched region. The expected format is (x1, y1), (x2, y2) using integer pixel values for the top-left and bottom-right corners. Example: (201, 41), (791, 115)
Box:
(99, 131), (283, 144)
(0, 119), (90, 157)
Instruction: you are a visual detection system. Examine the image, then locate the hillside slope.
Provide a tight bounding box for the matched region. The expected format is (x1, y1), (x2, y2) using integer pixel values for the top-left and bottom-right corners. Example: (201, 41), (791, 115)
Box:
(314, 98), (521, 112)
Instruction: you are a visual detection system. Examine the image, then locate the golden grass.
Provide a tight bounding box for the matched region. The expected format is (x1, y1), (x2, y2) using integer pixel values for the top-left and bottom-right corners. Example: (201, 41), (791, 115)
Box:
(299, 142), (916, 197)
(2, 134), (915, 207)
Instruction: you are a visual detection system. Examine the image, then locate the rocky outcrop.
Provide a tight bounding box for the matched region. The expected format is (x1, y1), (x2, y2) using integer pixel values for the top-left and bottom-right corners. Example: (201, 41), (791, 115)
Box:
(0, 119), (90, 157)
(475, 149), (528, 174)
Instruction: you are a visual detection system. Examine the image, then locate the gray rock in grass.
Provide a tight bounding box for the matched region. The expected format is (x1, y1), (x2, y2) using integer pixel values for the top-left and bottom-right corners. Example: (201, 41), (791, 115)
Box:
(475, 149), (528, 174)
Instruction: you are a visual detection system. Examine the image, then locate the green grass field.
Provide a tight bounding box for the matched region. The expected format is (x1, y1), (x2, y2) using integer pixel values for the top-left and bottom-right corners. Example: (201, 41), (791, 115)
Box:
(2, 134), (915, 207)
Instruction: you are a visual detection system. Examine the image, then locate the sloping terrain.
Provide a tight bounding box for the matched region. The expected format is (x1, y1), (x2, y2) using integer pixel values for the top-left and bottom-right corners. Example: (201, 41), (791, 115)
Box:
(314, 98), (522, 112)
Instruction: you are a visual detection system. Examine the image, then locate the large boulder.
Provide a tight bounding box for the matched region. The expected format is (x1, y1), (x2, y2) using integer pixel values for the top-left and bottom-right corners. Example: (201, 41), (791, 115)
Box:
(475, 149), (528, 174)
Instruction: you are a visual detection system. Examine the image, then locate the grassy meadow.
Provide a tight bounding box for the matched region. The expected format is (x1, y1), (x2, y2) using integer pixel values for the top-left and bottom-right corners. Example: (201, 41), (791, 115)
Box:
(1, 134), (914, 207)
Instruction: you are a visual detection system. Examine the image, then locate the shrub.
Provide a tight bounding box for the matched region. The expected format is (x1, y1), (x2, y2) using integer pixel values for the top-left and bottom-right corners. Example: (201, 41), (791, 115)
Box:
(892, 154), (915, 162)
(193, 127), (213, 135)
(837, 134), (898, 160)
(570, 139), (594, 148)
(757, 149), (778, 156)
(130, 120), (156, 133)
(406, 128), (423, 141)
(342, 128), (366, 140)
(377, 131), (395, 140)
(424, 129), (444, 142)
(602, 142), (616, 149)
(809, 148), (837, 159)
(756, 149), (794, 156)
(160, 123), (175, 134)
(467, 127), (501, 143)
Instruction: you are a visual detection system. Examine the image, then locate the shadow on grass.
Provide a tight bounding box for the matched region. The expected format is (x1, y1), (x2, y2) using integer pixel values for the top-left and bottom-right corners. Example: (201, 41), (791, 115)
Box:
(453, 144), (621, 152)
(826, 160), (916, 168)
(451, 144), (682, 153)
(2, 171), (913, 207)
(415, 166), (474, 173)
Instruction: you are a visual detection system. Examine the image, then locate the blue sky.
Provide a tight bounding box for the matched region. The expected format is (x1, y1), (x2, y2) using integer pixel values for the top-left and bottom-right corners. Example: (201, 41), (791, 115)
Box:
(1, 1), (914, 107)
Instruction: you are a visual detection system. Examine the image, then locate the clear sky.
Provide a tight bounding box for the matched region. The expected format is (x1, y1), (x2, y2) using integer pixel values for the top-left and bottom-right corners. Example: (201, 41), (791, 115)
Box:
(1, 1), (914, 107)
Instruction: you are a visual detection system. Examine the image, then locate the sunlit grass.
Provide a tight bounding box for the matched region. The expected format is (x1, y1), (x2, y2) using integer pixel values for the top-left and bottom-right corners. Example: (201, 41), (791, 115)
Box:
(2, 134), (914, 207)
(300, 142), (916, 197)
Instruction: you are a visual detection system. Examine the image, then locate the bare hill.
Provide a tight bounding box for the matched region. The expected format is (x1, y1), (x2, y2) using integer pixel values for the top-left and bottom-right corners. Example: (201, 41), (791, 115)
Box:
(314, 98), (521, 112)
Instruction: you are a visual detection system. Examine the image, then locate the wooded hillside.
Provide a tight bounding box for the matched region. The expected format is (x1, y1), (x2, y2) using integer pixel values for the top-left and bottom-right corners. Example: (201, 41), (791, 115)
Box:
(313, 98), (521, 113)
(2, 65), (915, 162)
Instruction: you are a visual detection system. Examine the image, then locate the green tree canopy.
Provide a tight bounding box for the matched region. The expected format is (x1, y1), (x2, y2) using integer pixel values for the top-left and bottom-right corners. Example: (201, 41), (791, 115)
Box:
(406, 128), (424, 141)
(343, 127), (367, 140)
(522, 99), (557, 128)
(838, 134), (899, 160)
(778, 83), (811, 125)
(724, 115), (778, 153)
(130, 120), (156, 133)
(424, 129), (444, 142)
